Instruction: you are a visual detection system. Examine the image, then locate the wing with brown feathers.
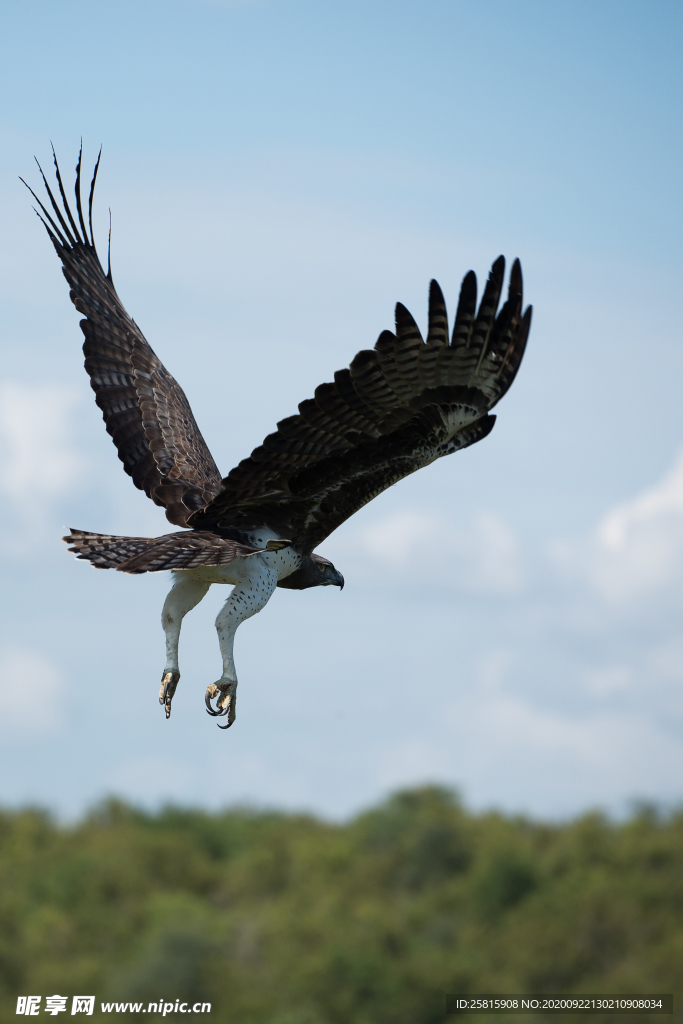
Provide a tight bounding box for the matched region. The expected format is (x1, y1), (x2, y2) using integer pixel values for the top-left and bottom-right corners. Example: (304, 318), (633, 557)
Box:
(24, 148), (223, 528)
(190, 257), (531, 551)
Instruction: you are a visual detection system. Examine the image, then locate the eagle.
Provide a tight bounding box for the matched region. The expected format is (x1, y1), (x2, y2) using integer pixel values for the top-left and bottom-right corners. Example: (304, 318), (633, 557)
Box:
(24, 149), (532, 730)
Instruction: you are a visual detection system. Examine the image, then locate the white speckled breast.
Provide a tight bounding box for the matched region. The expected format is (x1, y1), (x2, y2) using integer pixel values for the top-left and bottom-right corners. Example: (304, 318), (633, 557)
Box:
(174, 530), (302, 587)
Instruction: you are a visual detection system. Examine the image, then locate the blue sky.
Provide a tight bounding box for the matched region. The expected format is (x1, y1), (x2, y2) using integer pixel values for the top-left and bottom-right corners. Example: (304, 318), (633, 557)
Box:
(1, 0), (683, 820)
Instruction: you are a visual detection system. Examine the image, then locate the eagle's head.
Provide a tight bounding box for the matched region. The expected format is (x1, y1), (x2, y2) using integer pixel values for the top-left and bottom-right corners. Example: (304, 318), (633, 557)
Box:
(276, 553), (344, 591)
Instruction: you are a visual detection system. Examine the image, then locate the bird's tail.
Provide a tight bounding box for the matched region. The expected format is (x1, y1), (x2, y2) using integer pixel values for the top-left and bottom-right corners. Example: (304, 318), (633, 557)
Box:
(63, 529), (168, 572)
(63, 528), (262, 574)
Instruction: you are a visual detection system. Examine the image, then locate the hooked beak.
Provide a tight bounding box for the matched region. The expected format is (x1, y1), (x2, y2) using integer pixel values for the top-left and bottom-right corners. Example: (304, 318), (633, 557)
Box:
(334, 571), (344, 591)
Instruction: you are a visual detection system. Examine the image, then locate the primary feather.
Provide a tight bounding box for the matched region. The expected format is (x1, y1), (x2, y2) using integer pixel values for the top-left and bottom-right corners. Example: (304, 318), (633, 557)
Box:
(189, 256), (531, 551)
(23, 146), (222, 528)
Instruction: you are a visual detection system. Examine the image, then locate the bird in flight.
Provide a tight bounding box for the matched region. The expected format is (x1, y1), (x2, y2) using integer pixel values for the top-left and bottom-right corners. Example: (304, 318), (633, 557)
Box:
(25, 148), (531, 730)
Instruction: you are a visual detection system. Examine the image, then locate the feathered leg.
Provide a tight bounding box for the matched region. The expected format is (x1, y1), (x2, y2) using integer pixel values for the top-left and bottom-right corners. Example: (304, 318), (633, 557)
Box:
(206, 559), (278, 729)
(160, 573), (211, 718)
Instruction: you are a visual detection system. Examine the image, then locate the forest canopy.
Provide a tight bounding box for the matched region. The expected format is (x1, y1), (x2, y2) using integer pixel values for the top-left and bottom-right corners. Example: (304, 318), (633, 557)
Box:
(1, 786), (681, 1022)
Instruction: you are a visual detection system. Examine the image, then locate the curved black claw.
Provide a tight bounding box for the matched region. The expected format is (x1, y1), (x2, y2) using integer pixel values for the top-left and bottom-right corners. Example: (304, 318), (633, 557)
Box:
(205, 682), (235, 729)
(159, 670), (180, 720)
(205, 689), (229, 717)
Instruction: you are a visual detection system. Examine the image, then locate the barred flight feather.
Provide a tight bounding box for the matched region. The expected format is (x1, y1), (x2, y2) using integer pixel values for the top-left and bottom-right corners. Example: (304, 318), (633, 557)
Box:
(189, 256), (530, 549)
(28, 149), (530, 566)
(24, 146), (222, 528)
(63, 528), (263, 574)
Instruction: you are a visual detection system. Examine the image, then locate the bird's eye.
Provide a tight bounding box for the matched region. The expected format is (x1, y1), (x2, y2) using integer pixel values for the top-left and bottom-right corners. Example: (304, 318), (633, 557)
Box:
(320, 564), (326, 572)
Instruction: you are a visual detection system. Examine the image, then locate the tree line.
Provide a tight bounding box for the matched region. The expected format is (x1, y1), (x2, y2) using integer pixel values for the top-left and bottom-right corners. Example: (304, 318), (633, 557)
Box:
(1, 786), (680, 1021)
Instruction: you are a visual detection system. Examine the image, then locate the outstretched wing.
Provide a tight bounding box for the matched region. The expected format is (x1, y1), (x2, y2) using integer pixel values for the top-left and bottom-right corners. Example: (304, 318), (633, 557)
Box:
(24, 148), (222, 528)
(190, 257), (531, 550)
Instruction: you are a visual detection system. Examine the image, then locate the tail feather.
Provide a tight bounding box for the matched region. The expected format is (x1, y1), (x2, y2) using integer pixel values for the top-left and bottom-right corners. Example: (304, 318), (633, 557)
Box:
(63, 528), (262, 574)
(63, 529), (164, 570)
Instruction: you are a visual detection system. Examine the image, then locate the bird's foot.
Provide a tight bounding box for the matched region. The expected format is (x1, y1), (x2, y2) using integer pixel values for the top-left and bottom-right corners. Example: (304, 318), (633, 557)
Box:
(205, 678), (237, 730)
(159, 670), (180, 720)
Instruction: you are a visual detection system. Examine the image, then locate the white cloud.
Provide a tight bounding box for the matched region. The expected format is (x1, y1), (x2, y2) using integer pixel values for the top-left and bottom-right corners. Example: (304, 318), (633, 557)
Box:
(554, 448), (683, 603)
(344, 507), (526, 595)
(464, 692), (683, 796)
(0, 647), (63, 734)
(474, 696), (631, 767)
(470, 511), (526, 594)
(0, 380), (85, 509)
(436, 648), (683, 813)
(357, 508), (427, 567)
